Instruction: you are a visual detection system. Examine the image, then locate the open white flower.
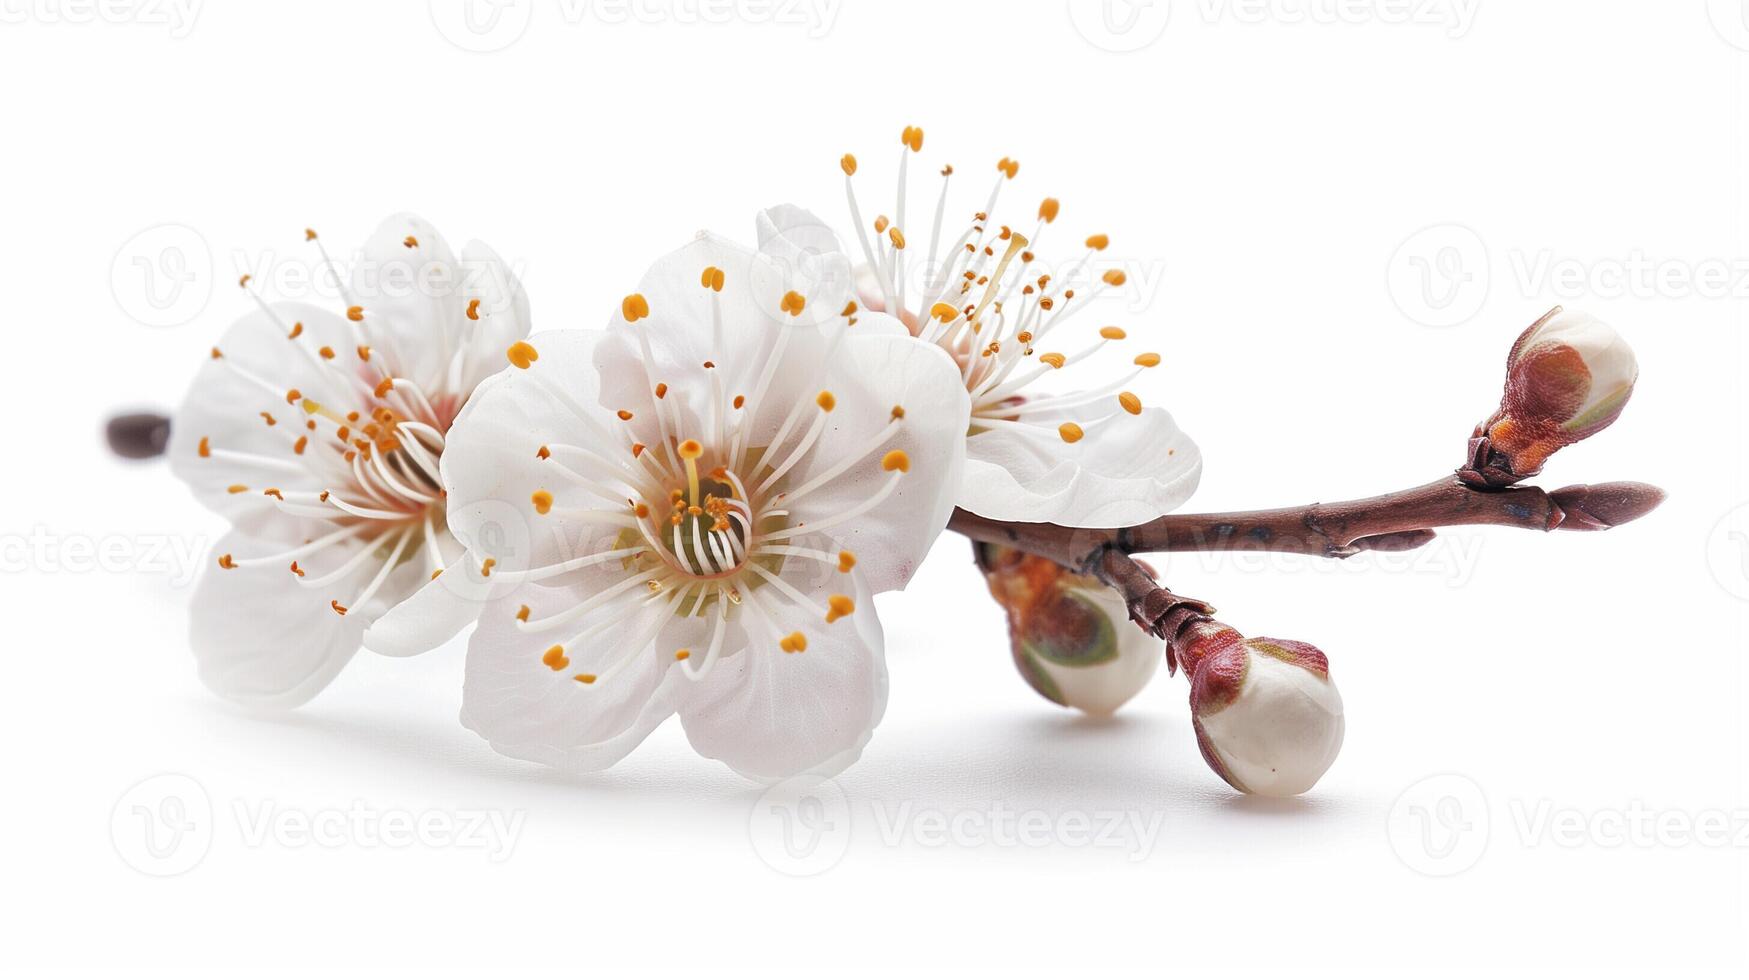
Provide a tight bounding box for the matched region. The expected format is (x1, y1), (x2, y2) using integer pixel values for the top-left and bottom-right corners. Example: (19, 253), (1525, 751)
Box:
(169, 214), (529, 706)
(433, 230), (969, 780)
(760, 126), (1201, 526)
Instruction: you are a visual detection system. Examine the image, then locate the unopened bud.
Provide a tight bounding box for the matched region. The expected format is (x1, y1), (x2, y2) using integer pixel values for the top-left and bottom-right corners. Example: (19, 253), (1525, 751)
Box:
(1462, 307), (1638, 486)
(1181, 627), (1344, 797)
(976, 545), (1159, 715)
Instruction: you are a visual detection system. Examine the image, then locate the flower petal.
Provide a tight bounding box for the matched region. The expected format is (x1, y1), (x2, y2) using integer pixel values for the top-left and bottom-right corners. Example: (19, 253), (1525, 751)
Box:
(169, 303), (360, 538)
(188, 527), (377, 707)
(459, 577), (719, 771)
(959, 406), (1202, 526)
(677, 569), (886, 781)
(362, 564), (482, 658)
(779, 332), (970, 593)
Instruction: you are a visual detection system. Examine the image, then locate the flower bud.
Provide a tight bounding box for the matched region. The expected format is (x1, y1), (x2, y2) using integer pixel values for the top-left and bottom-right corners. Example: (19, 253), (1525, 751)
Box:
(1180, 625), (1344, 797)
(1462, 307), (1638, 486)
(976, 544), (1160, 716)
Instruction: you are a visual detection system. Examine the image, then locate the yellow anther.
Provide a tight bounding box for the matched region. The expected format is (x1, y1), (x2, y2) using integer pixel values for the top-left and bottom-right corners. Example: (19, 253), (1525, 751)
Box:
(304, 228), (317, 241)
(217, 554), (235, 569)
(873, 215), (889, 234)
(291, 561), (305, 577)
(674, 649), (691, 661)
(881, 449), (910, 473)
(931, 302), (958, 322)
(826, 594), (855, 624)
(1085, 234), (1110, 250)
(318, 346), (335, 360)
(700, 266), (725, 291)
(1134, 352), (1161, 367)
(284, 388), (301, 405)
(888, 226), (906, 250)
(346, 306), (364, 322)
(622, 293), (650, 322)
(466, 298), (481, 320)
(516, 605), (530, 622)
(287, 321), (302, 339)
(374, 378), (394, 398)
(840, 153), (858, 176)
(480, 557), (497, 577)
(733, 395), (745, 410)
(574, 673), (597, 685)
(293, 435), (308, 455)
(198, 437), (211, 458)
(537, 445), (551, 459)
(780, 290), (807, 316)
(841, 300), (858, 317)
(997, 157), (1019, 179)
(542, 646), (569, 671)
(210, 347), (222, 359)
(238, 274), (252, 289)
(226, 484), (247, 494)
(1118, 392), (1142, 415)
(531, 489), (553, 515)
(331, 600), (348, 616)
(1038, 198), (1060, 222)
(900, 125), (923, 152)
(678, 439), (703, 460)
(1039, 352), (1066, 369)
(631, 443), (646, 458)
(815, 391), (836, 412)
(890, 405), (906, 420)
(1102, 270), (1127, 286)
(1099, 326), (1126, 340)
(617, 409), (635, 421)
(356, 344), (372, 361)
(506, 341), (539, 369)
(1058, 422), (1085, 444)
(779, 631), (809, 653)
(404, 235), (418, 248)
(837, 550), (856, 573)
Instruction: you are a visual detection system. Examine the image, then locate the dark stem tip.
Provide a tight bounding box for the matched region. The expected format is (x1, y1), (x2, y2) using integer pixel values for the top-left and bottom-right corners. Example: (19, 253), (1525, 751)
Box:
(1549, 482), (1667, 530)
(106, 411), (172, 460)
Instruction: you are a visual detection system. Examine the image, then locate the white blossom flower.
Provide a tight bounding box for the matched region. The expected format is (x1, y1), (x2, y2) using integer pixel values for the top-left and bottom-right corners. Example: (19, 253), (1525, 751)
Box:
(429, 229), (970, 780)
(760, 126), (1201, 526)
(169, 214), (529, 706)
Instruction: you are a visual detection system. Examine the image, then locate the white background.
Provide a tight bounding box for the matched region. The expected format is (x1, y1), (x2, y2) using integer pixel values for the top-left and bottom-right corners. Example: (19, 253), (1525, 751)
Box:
(2, 1), (1746, 977)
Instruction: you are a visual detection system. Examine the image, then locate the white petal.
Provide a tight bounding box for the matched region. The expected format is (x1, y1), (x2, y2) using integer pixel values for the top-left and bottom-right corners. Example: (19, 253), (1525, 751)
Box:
(755, 204), (857, 308)
(346, 213), (473, 392)
(778, 332), (970, 593)
(362, 560), (480, 658)
(677, 570), (886, 782)
(188, 528), (378, 707)
(169, 303), (359, 538)
(440, 329), (639, 577)
(959, 406), (1202, 526)
(452, 238), (532, 394)
(459, 579), (715, 771)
